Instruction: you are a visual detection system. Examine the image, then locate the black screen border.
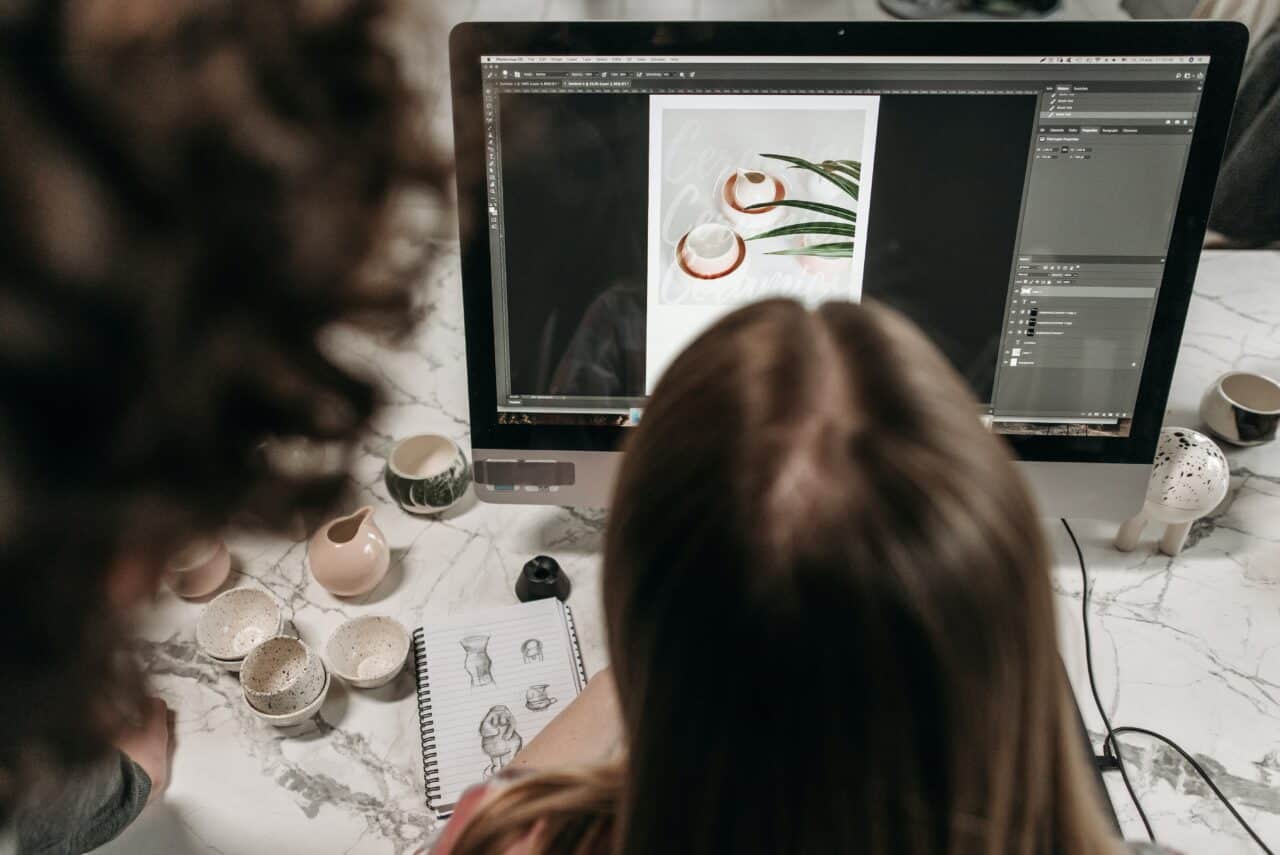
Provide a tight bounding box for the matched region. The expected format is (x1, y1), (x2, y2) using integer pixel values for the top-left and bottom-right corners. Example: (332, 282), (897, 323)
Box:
(450, 20), (1247, 462)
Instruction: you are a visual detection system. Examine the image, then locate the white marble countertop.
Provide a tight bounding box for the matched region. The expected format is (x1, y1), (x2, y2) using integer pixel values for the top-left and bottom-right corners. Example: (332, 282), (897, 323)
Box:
(99, 249), (1280, 855)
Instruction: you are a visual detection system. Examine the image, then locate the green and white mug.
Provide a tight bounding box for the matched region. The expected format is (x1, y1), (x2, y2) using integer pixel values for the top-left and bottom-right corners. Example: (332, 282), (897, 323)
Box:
(384, 434), (472, 515)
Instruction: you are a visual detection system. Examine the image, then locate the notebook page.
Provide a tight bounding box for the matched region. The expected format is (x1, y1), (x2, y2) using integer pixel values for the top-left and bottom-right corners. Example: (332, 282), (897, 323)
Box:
(419, 599), (581, 808)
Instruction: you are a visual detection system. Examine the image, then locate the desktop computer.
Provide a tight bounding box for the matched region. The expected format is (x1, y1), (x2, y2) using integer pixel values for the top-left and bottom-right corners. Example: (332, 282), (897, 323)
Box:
(449, 21), (1245, 517)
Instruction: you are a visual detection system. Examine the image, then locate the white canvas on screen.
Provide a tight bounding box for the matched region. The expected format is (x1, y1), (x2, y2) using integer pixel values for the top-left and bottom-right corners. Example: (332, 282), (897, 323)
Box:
(645, 94), (880, 392)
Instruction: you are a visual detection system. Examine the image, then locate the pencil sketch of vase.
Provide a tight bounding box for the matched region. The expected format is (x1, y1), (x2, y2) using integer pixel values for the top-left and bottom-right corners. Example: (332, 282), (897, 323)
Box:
(479, 705), (523, 778)
(461, 635), (495, 687)
(521, 638), (543, 663)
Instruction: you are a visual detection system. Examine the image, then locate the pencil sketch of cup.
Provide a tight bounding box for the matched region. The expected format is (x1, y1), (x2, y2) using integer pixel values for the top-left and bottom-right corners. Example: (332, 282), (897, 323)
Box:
(525, 684), (557, 712)
(461, 635), (495, 687)
(479, 705), (522, 778)
(521, 638), (543, 663)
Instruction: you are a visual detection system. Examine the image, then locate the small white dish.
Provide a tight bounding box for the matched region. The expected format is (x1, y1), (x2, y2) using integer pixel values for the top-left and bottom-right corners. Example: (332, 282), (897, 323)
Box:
(247, 665), (330, 728)
(240, 636), (327, 714)
(196, 588), (283, 663)
(325, 616), (410, 689)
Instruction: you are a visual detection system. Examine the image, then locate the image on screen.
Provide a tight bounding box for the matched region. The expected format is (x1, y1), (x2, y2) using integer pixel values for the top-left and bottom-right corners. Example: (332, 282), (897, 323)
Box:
(480, 55), (1207, 437)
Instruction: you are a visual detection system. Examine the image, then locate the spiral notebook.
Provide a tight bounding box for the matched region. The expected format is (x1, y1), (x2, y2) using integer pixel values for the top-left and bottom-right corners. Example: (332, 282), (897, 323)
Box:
(412, 598), (588, 816)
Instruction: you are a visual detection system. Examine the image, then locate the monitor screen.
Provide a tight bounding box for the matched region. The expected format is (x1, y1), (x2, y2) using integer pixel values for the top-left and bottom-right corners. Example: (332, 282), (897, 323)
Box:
(477, 52), (1209, 438)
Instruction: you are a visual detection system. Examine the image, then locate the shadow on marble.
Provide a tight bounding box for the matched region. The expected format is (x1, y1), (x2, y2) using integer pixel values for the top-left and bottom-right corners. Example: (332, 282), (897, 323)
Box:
(316, 674), (351, 729)
(534, 510), (606, 558)
(93, 802), (207, 855)
(356, 547), (409, 605)
(360, 665), (415, 703)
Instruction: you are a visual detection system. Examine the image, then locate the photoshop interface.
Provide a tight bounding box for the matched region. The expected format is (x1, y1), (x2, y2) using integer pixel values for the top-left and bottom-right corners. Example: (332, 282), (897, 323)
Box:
(480, 55), (1207, 436)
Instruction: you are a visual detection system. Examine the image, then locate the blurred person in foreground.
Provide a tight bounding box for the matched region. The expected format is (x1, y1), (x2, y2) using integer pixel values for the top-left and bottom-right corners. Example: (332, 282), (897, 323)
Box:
(0, 1), (449, 851)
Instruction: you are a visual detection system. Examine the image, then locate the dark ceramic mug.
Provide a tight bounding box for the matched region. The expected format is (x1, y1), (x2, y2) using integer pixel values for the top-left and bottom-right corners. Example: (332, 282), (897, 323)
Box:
(383, 434), (471, 514)
(1200, 371), (1280, 446)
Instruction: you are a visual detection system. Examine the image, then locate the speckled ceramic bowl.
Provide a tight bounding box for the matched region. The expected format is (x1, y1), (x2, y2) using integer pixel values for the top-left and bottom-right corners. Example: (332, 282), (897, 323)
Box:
(196, 588), (284, 666)
(383, 434), (471, 515)
(247, 665), (330, 728)
(325, 616), (410, 689)
(240, 636), (327, 715)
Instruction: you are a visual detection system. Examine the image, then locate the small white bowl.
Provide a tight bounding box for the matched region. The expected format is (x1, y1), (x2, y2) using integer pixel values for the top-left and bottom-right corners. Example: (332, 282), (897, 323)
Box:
(196, 588), (283, 663)
(325, 616), (410, 689)
(247, 665), (330, 728)
(240, 636), (327, 714)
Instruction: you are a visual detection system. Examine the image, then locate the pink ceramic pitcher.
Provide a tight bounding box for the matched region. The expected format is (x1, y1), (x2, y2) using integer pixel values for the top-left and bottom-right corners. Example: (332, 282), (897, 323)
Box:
(307, 506), (390, 596)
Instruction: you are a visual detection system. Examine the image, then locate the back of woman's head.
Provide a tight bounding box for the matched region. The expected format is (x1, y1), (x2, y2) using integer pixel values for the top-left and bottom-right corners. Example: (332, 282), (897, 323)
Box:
(604, 299), (1116, 855)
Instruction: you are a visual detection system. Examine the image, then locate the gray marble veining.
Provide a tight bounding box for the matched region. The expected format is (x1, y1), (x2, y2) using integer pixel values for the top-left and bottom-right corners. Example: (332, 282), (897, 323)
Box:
(95, 246), (1280, 855)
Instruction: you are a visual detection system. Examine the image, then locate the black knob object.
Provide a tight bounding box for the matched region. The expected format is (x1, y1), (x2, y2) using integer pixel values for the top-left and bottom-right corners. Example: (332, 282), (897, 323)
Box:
(516, 555), (571, 603)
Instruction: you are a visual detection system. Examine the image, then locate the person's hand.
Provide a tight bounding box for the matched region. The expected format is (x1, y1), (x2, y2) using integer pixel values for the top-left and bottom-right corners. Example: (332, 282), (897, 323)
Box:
(113, 696), (172, 804)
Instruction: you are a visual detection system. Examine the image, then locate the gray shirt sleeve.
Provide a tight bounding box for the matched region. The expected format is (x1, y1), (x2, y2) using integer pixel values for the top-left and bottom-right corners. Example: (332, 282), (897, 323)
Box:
(13, 751), (151, 855)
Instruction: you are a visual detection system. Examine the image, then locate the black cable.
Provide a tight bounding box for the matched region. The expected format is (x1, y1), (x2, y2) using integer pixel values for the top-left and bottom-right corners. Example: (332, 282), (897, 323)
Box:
(1105, 726), (1275, 855)
(1061, 518), (1154, 842)
(1062, 518), (1275, 855)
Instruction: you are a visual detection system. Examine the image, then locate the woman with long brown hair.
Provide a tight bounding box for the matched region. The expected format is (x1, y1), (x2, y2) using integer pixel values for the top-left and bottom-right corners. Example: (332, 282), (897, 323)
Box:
(433, 298), (1171, 855)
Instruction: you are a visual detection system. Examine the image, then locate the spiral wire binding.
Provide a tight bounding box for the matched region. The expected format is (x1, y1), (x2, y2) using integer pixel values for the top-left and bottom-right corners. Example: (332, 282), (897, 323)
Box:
(562, 603), (589, 689)
(412, 628), (445, 813)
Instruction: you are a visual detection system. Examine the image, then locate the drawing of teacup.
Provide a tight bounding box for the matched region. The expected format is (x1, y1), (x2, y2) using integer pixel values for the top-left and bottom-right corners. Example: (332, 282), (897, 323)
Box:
(525, 684), (557, 712)
(676, 223), (747, 282)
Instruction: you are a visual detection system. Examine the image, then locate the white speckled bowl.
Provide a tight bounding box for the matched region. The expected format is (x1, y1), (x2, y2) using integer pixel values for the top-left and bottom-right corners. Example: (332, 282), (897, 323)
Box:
(196, 588), (283, 665)
(240, 636), (327, 714)
(325, 616), (410, 689)
(247, 665), (330, 728)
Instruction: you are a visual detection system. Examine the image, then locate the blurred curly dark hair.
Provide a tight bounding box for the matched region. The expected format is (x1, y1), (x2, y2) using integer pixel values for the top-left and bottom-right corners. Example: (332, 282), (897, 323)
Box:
(0, 0), (449, 812)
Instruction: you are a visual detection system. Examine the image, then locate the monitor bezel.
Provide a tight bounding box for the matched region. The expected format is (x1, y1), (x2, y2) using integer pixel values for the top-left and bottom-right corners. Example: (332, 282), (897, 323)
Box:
(450, 20), (1246, 463)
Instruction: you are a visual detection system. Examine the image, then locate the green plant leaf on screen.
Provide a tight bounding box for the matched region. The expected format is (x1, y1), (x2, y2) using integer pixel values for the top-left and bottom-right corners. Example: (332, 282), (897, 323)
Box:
(746, 221), (855, 241)
(759, 153), (859, 200)
(766, 242), (854, 258)
(821, 160), (862, 183)
(744, 199), (856, 222)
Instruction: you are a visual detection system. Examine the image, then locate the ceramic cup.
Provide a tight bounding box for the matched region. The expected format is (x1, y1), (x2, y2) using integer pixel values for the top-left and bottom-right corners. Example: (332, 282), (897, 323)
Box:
(1200, 371), (1280, 446)
(721, 168), (785, 230)
(165, 537), (232, 599)
(240, 636), (327, 715)
(248, 666), (330, 728)
(732, 168), (777, 208)
(325, 615), (410, 689)
(384, 435), (472, 515)
(196, 588), (284, 668)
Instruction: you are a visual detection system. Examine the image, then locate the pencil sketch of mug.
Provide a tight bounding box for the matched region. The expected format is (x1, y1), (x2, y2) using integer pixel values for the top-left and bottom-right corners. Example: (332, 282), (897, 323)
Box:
(525, 684), (558, 712)
(479, 705), (522, 778)
(461, 635), (495, 687)
(521, 638), (543, 663)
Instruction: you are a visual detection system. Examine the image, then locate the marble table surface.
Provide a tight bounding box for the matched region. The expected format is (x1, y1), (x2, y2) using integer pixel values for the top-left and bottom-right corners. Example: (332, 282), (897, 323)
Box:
(98, 248), (1280, 855)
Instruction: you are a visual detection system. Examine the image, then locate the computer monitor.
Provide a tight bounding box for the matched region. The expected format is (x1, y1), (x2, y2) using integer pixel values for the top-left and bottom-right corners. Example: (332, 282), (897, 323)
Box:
(450, 21), (1245, 515)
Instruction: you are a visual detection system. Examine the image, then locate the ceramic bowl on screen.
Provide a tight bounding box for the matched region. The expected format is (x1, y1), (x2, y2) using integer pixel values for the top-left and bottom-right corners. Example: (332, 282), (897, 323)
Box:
(675, 223), (747, 282)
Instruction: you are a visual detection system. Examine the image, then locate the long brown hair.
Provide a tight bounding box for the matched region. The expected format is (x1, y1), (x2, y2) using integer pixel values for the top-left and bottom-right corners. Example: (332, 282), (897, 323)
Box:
(451, 300), (1120, 855)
